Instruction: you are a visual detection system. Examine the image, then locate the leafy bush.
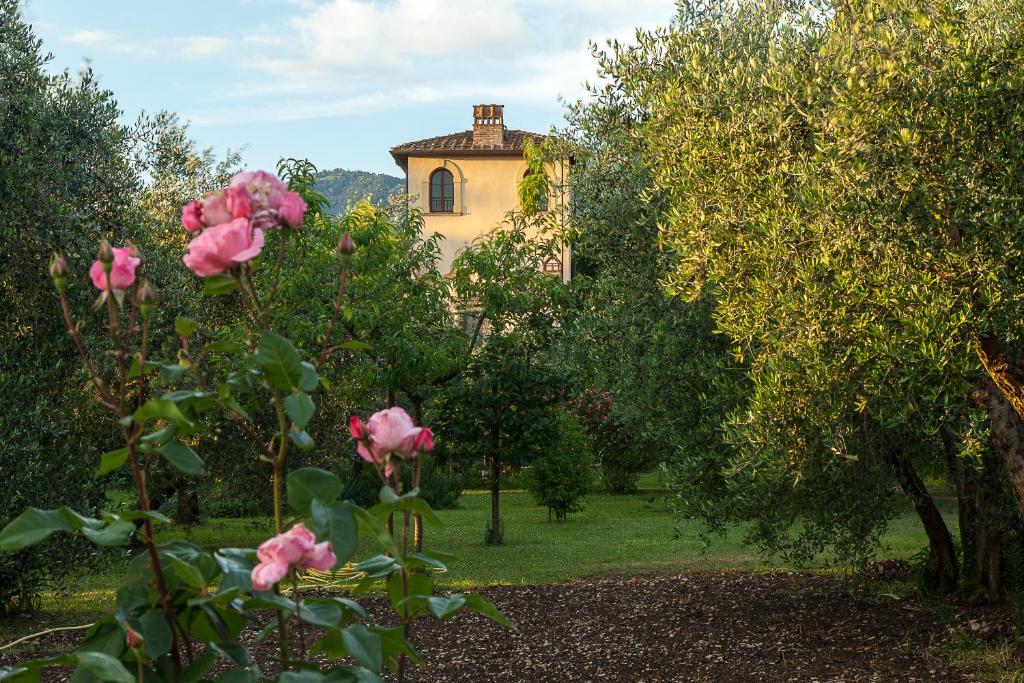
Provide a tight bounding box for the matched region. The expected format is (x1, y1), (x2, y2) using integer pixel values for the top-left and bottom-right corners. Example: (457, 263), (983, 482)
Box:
(415, 457), (465, 510)
(527, 412), (594, 521)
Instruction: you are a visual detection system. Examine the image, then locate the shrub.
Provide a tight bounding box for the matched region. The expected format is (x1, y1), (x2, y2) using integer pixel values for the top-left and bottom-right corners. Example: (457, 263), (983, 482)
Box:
(528, 411), (594, 521)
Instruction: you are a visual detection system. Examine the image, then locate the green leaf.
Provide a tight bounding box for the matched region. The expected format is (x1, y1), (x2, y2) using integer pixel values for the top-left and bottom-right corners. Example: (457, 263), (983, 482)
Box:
(465, 593), (516, 631)
(298, 362), (320, 392)
(342, 624), (382, 672)
(288, 430), (315, 451)
(387, 571), (432, 612)
(287, 468), (342, 515)
(340, 340), (372, 351)
(133, 399), (193, 429)
(160, 364), (187, 382)
(157, 440), (205, 475)
(140, 425), (178, 446)
(139, 609), (173, 659)
(204, 341), (244, 355)
(297, 599), (343, 628)
(208, 642), (251, 668)
(127, 358), (160, 378)
(179, 651), (216, 683)
(0, 507), (101, 552)
(203, 275), (239, 296)
(425, 594), (466, 619)
(120, 509), (171, 524)
(354, 555), (400, 578)
(284, 393), (315, 430)
(95, 448), (129, 478)
(256, 332), (304, 391)
(310, 499), (357, 567)
(81, 519), (135, 546)
(74, 652), (134, 683)
(214, 548), (256, 592)
(175, 316), (198, 337)
(351, 507), (399, 557)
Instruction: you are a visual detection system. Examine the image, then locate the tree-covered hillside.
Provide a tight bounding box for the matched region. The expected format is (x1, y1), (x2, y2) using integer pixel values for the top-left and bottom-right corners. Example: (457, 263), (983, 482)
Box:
(314, 167), (404, 214)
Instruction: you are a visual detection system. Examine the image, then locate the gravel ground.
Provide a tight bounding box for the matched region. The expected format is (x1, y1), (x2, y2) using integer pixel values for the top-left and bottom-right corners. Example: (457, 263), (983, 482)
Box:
(3, 571), (1016, 682)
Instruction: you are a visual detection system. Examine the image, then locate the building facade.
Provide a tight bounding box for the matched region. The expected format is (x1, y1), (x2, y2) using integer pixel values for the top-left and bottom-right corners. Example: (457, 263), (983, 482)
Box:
(389, 104), (569, 279)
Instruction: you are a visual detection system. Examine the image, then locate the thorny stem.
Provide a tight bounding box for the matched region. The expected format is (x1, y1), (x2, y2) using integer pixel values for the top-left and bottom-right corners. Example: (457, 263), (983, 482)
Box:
(262, 236), (288, 326)
(57, 291), (116, 410)
(95, 272), (185, 670)
(316, 260), (349, 368)
(394, 472), (411, 683)
(271, 388), (293, 665)
(291, 575), (307, 666)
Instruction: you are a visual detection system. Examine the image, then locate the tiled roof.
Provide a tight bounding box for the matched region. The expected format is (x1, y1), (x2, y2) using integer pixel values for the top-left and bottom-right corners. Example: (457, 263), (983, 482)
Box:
(390, 129), (547, 157)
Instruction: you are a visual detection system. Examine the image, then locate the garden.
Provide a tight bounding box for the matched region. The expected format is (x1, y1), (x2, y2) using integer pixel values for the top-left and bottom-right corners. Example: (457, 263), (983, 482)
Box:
(3, 0), (1024, 681)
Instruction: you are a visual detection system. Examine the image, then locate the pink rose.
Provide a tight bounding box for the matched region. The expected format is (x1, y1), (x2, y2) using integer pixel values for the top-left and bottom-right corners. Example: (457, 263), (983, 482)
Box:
(229, 170), (288, 212)
(351, 407), (432, 478)
(182, 218), (264, 277)
(278, 191), (307, 228)
(226, 186), (252, 219)
(251, 522), (336, 590)
(301, 541), (337, 571)
(181, 201), (204, 232)
(366, 407), (421, 459)
(251, 560), (289, 591)
(89, 247), (141, 291)
(200, 190), (233, 226)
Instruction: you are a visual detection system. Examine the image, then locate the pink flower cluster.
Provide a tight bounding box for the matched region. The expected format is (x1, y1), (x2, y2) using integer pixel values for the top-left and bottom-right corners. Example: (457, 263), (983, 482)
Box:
(89, 247), (141, 292)
(349, 407), (433, 478)
(250, 522), (336, 591)
(181, 170), (307, 277)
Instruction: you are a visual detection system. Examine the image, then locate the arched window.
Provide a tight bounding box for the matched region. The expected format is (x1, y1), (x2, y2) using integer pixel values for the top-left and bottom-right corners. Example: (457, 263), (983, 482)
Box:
(523, 170), (549, 212)
(430, 168), (455, 213)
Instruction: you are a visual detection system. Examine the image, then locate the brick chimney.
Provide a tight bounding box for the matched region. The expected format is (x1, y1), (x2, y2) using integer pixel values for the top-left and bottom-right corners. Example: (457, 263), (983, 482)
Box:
(472, 104), (505, 147)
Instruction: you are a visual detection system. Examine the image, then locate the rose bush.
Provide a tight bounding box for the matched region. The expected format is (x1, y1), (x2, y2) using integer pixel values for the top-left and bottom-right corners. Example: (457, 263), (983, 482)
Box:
(0, 166), (510, 682)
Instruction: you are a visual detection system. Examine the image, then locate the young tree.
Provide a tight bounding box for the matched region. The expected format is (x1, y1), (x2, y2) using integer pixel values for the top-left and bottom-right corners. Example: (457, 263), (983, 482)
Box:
(443, 216), (569, 544)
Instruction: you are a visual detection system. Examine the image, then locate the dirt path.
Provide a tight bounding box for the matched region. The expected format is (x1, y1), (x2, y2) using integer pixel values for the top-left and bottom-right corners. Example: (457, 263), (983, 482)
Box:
(1, 572), (1002, 682)
(398, 572), (978, 682)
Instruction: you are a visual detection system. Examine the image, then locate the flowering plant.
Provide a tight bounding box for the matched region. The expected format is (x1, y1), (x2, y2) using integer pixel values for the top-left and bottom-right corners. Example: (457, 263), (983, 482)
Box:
(0, 164), (509, 682)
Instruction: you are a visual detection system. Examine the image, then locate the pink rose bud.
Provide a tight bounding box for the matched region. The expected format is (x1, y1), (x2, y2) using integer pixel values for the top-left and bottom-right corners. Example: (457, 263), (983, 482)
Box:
(49, 253), (68, 291)
(126, 628), (143, 649)
(414, 427), (434, 453)
(181, 200), (204, 232)
(90, 247), (141, 291)
(136, 280), (156, 318)
(278, 191), (307, 228)
(349, 415), (365, 440)
(97, 239), (114, 265)
(182, 218), (265, 277)
(337, 233), (356, 256)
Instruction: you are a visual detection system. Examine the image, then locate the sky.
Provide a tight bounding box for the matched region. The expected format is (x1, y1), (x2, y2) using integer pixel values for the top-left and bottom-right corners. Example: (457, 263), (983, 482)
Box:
(21, 0), (677, 176)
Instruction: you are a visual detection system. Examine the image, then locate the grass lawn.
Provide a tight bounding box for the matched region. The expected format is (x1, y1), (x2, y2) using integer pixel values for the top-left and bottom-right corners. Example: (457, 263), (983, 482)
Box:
(0, 474), (955, 643)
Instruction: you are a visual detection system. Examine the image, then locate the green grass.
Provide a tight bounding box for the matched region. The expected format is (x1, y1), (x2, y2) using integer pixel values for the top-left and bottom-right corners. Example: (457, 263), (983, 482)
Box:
(0, 476), (954, 643)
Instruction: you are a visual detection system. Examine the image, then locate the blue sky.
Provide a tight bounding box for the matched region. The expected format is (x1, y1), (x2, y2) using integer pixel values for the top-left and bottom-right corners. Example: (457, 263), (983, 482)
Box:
(22, 0), (676, 176)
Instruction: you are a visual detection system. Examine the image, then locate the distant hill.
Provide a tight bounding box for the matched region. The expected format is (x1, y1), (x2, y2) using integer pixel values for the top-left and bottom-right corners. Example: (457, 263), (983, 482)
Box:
(314, 168), (404, 214)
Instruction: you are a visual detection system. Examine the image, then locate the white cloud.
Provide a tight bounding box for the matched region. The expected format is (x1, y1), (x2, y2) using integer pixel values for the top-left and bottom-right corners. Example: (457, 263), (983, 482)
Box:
(60, 0), (676, 125)
(61, 30), (230, 59)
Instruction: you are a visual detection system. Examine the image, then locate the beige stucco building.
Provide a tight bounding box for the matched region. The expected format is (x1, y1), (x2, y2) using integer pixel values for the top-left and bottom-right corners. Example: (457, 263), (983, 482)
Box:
(390, 104), (569, 279)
